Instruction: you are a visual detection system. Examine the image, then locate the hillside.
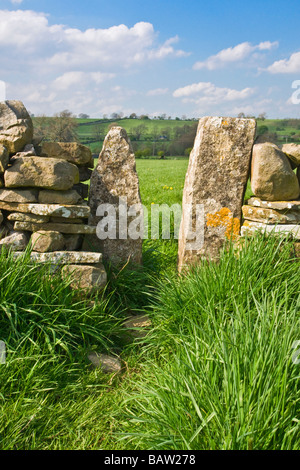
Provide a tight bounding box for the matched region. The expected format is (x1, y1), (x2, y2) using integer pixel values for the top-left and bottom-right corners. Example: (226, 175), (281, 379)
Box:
(33, 116), (300, 157)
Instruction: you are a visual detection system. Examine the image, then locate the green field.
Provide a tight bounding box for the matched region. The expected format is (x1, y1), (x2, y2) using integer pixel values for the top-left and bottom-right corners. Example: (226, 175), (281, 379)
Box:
(0, 159), (299, 450)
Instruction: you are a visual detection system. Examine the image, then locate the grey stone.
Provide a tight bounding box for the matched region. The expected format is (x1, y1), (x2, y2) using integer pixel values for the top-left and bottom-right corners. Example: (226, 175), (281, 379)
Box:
(0, 188), (39, 203)
(247, 197), (300, 211)
(85, 127), (143, 265)
(4, 157), (79, 190)
(282, 143), (300, 166)
(0, 231), (29, 251)
(14, 221), (97, 234)
(12, 251), (103, 264)
(178, 117), (256, 270)
(61, 264), (107, 293)
(0, 144), (9, 173)
(38, 189), (82, 205)
(241, 221), (300, 239)
(251, 143), (299, 201)
(31, 230), (65, 253)
(0, 201), (90, 218)
(242, 205), (300, 224)
(0, 101), (33, 153)
(87, 352), (121, 373)
(7, 212), (50, 223)
(40, 142), (93, 166)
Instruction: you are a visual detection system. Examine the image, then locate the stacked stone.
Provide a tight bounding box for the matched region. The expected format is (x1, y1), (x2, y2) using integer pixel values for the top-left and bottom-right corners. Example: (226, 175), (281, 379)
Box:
(241, 142), (300, 250)
(0, 100), (106, 293)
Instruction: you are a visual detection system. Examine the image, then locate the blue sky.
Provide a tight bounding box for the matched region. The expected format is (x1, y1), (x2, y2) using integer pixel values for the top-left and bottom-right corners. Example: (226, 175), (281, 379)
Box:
(0, 0), (300, 118)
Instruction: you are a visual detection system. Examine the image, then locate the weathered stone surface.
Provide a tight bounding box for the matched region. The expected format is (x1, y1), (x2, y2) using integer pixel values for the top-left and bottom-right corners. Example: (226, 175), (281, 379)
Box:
(242, 205), (300, 224)
(0, 231), (29, 250)
(0, 145), (9, 173)
(40, 142), (92, 166)
(0, 101), (33, 153)
(78, 167), (92, 182)
(38, 189), (82, 205)
(12, 251), (102, 264)
(251, 143), (299, 201)
(31, 230), (65, 253)
(0, 188), (38, 203)
(178, 117), (256, 269)
(4, 157), (79, 190)
(0, 201), (90, 218)
(247, 197), (300, 211)
(123, 314), (151, 340)
(61, 264), (107, 293)
(64, 234), (83, 251)
(294, 243), (300, 258)
(50, 217), (84, 224)
(87, 352), (121, 373)
(73, 183), (89, 199)
(85, 127), (143, 265)
(8, 212), (50, 223)
(14, 221), (96, 234)
(12, 143), (36, 160)
(282, 143), (300, 166)
(241, 220), (300, 239)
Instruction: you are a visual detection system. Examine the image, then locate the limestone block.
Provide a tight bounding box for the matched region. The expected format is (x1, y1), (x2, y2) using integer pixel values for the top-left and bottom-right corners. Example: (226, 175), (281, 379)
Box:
(4, 157), (79, 190)
(0, 101), (33, 153)
(251, 143), (299, 201)
(178, 116), (256, 269)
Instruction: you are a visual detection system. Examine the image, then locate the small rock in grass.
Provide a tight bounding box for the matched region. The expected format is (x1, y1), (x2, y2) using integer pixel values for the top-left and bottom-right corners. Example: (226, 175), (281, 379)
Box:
(87, 352), (122, 373)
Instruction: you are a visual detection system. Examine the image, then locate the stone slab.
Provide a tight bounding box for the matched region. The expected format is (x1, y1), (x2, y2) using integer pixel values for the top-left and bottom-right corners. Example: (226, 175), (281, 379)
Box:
(12, 251), (102, 264)
(0, 188), (38, 203)
(14, 221), (97, 234)
(241, 220), (300, 239)
(178, 116), (256, 269)
(242, 205), (300, 224)
(247, 197), (300, 211)
(7, 212), (50, 223)
(0, 201), (90, 218)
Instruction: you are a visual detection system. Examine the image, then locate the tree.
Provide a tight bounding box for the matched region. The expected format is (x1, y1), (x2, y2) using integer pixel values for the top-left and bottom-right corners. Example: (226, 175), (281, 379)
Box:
(258, 112), (267, 121)
(34, 110), (79, 143)
(132, 124), (147, 141)
(78, 113), (90, 119)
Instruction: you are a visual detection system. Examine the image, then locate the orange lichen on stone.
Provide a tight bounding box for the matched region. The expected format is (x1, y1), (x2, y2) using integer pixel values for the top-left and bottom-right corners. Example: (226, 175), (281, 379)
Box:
(206, 207), (240, 240)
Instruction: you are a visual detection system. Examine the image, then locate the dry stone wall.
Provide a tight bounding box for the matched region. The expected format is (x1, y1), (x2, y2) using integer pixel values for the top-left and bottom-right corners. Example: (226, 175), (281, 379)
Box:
(0, 100), (106, 294)
(241, 141), (300, 250)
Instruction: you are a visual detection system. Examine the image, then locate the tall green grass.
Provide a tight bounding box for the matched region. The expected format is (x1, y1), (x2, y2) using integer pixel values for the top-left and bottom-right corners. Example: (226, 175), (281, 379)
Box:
(116, 234), (300, 450)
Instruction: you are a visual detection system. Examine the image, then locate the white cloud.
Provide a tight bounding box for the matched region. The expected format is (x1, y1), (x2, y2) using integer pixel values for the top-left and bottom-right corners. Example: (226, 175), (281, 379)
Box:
(147, 88), (169, 96)
(267, 51), (300, 74)
(0, 9), (188, 115)
(11, 0), (23, 4)
(193, 41), (278, 70)
(173, 82), (255, 104)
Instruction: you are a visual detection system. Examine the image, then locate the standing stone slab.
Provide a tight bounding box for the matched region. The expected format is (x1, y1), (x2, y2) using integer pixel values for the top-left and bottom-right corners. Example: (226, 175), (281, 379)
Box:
(178, 117), (256, 270)
(85, 127), (143, 265)
(0, 101), (33, 153)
